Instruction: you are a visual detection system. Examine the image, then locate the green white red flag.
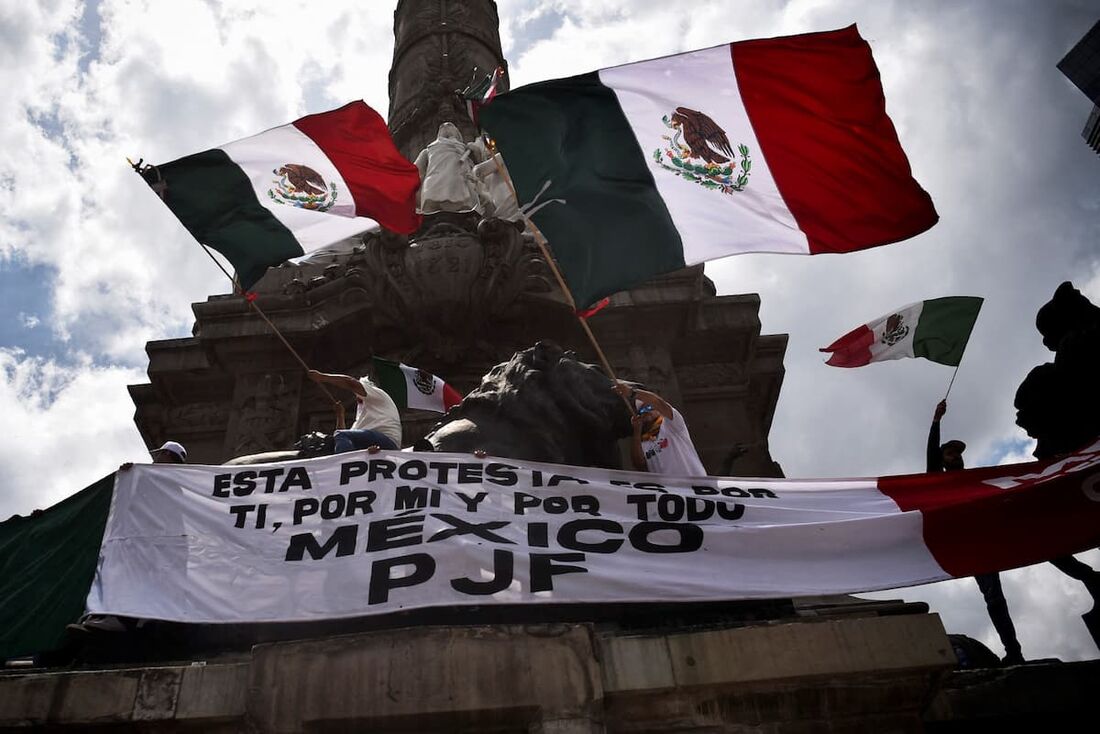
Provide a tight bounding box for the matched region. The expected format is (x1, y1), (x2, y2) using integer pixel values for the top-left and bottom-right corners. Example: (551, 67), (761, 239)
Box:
(372, 357), (462, 413)
(820, 297), (983, 368)
(478, 26), (938, 309)
(140, 101), (421, 289)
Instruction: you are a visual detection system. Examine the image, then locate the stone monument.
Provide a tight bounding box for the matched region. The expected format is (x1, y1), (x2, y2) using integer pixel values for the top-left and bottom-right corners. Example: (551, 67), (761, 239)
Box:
(128, 0), (787, 478)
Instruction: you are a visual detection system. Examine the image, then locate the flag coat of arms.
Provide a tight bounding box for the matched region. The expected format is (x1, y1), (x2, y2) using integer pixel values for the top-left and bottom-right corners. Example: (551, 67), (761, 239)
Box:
(143, 101), (421, 289)
(820, 297), (984, 368)
(478, 26), (938, 308)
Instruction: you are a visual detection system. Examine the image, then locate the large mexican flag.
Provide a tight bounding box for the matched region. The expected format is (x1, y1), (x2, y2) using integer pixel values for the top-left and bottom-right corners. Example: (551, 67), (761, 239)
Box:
(478, 26), (938, 309)
(143, 101), (421, 289)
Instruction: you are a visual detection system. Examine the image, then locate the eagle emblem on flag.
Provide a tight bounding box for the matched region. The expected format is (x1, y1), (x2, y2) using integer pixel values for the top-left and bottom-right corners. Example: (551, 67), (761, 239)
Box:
(653, 107), (751, 195)
(413, 369), (436, 396)
(881, 313), (910, 346)
(268, 163), (338, 212)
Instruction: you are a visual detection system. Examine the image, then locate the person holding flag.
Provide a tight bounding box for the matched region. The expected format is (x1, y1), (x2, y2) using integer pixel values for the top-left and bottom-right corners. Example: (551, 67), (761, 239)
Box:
(928, 399), (1025, 666)
(307, 369), (402, 453)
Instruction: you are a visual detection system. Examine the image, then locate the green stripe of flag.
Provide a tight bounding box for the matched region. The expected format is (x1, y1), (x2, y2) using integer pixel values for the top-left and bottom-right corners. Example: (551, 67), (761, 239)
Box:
(479, 72), (685, 308)
(913, 296), (983, 366)
(157, 149), (304, 289)
(0, 474), (114, 659)
(372, 357), (409, 408)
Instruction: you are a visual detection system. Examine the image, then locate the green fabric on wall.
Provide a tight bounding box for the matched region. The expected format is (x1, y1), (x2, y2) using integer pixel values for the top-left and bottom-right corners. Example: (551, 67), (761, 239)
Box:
(0, 474), (113, 659)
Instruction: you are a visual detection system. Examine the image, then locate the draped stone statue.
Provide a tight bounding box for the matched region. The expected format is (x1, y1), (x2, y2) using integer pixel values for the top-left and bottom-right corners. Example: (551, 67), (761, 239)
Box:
(414, 122), (483, 214)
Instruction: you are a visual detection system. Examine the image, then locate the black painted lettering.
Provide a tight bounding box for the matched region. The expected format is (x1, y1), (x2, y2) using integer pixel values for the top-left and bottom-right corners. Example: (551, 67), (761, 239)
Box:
(629, 522), (704, 554)
(530, 552), (587, 592)
(213, 474), (231, 498)
(558, 519), (624, 554)
(394, 485), (428, 511)
(283, 466), (312, 492)
(456, 491), (489, 512)
(367, 459), (396, 482)
(339, 461), (368, 486)
(451, 549), (514, 595)
(285, 524), (358, 561)
(229, 504), (255, 528)
(292, 497), (319, 525)
(626, 494), (657, 520)
(485, 463), (518, 486)
(368, 553), (435, 604)
(365, 515), (425, 552)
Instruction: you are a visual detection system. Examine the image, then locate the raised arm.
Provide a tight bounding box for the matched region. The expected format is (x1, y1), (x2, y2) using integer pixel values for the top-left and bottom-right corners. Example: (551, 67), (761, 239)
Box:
(307, 369), (366, 398)
(927, 400), (946, 472)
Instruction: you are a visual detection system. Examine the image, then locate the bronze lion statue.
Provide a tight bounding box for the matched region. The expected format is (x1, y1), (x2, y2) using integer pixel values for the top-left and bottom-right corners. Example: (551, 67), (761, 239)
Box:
(424, 340), (633, 468)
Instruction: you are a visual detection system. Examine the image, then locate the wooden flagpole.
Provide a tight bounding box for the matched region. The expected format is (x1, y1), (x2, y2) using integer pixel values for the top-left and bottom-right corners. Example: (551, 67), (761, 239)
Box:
(191, 235), (347, 428)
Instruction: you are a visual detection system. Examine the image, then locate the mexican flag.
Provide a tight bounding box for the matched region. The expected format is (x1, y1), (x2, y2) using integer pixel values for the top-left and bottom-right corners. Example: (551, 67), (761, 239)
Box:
(141, 101), (421, 289)
(372, 357), (462, 413)
(820, 297), (984, 368)
(478, 26), (938, 309)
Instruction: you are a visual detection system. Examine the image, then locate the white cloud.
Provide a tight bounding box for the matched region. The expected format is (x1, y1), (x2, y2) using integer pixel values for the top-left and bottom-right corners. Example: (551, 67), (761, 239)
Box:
(18, 313), (40, 329)
(0, 348), (147, 518)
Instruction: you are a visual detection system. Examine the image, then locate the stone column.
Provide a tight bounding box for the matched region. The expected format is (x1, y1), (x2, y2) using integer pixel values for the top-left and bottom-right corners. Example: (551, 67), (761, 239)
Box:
(388, 0), (509, 160)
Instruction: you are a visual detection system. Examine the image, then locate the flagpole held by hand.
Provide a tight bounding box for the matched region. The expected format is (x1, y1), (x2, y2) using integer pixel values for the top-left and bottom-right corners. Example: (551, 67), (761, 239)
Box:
(944, 363), (962, 402)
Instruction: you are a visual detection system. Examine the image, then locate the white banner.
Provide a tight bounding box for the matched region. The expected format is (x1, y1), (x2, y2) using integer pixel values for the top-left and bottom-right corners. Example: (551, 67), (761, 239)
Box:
(85, 451), (959, 624)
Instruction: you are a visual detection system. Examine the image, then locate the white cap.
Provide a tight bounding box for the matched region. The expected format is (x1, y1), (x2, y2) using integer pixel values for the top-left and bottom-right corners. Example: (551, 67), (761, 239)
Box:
(152, 441), (187, 462)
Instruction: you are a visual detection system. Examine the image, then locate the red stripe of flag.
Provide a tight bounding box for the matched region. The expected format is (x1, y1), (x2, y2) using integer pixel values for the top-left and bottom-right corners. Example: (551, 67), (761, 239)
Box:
(442, 383), (463, 411)
(293, 101), (422, 234)
(878, 444), (1100, 577)
(819, 324), (874, 367)
(731, 26), (938, 254)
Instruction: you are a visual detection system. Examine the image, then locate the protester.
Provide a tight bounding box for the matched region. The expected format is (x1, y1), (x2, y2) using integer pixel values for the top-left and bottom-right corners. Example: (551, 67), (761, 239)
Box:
(928, 399), (1025, 665)
(150, 441), (187, 464)
(307, 368), (402, 452)
(614, 381), (705, 476)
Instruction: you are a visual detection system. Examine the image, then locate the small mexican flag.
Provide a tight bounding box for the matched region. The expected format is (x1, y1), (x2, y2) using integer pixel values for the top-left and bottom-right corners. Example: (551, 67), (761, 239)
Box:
(478, 26), (937, 309)
(372, 357), (462, 413)
(140, 101), (421, 289)
(820, 297), (983, 368)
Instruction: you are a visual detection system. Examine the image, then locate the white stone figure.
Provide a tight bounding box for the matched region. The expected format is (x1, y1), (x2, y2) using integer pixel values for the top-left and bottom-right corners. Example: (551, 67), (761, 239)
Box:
(414, 122), (483, 214)
(472, 148), (522, 221)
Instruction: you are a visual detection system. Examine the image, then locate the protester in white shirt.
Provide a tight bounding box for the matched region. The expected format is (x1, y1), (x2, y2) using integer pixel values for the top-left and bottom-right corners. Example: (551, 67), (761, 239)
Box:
(307, 369), (402, 452)
(614, 382), (706, 477)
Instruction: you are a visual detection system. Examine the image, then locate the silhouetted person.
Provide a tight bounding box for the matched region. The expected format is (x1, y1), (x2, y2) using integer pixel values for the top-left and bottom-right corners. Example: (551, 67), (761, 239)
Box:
(1015, 281), (1100, 615)
(929, 399), (1024, 665)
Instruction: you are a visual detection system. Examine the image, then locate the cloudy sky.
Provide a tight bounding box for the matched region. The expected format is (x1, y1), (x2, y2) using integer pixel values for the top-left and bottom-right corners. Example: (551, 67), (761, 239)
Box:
(2, 0), (1099, 662)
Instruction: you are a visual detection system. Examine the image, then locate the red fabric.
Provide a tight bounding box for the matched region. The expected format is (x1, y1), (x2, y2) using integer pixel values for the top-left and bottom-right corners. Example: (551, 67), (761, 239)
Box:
(819, 324), (874, 367)
(731, 26), (938, 254)
(293, 101), (421, 234)
(878, 443), (1100, 577)
(575, 297), (610, 320)
(442, 383), (463, 411)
